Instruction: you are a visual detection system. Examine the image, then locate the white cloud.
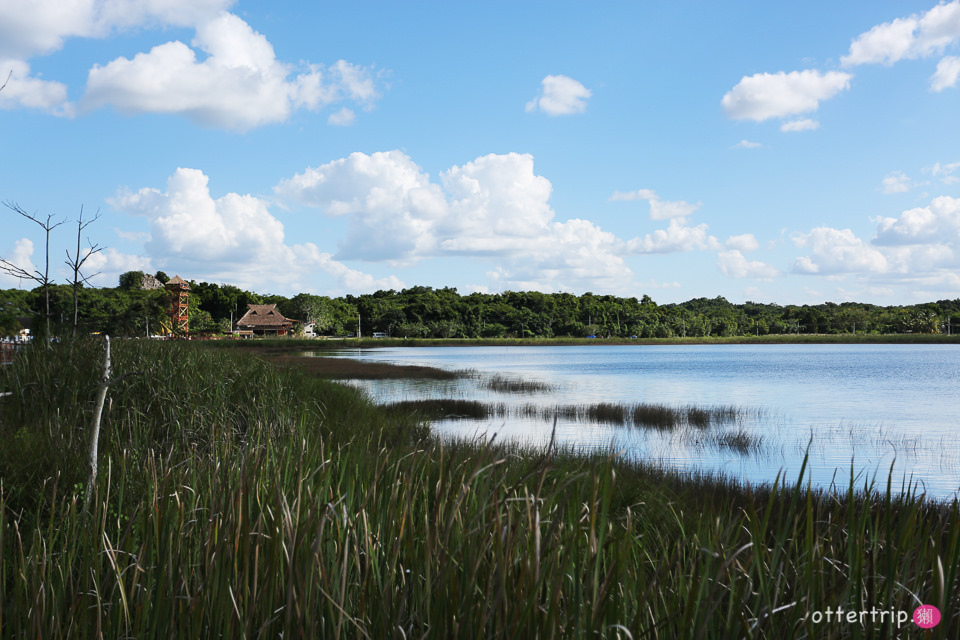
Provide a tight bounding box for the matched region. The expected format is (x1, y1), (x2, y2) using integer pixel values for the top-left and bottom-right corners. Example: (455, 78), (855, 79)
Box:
(717, 250), (779, 280)
(780, 118), (820, 132)
(788, 196), (960, 290)
(932, 55), (960, 91)
(0, 0), (233, 60)
(275, 151), (740, 292)
(0, 58), (72, 116)
(609, 189), (658, 201)
(275, 150), (448, 262)
(302, 246), (404, 293)
(725, 233), (760, 252)
(841, 1), (960, 67)
(525, 74), (591, 116)
(83, 13), (379, 131)
(650, 199), (701, 220)
(111, 167), (396, 293)
(0, 238), (38, 288)
(722, 70), (852, 122)
(440, 153), (557, 242)
(328, 107), (355, 126)
(0, 0), (233, 116)
(276, 151), (646, 291)
(484, 219), (634, 293)
(732, 140), (763, 149)
(881, 171), (913, 194)
(928, 160), (960, 184)
(626, 218), (715, 254)
(609, 189), (701, 220)
(791, 227), (889, 274)
(82, 248), (153, 287)
(874, 195), (960, 245)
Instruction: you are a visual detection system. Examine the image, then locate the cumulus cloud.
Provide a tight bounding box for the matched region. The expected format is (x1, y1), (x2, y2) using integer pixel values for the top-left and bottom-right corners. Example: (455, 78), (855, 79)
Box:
(609, 189), (701, 220)
(0, 0), (233, 60)
(525, 74), (591, 115)
(0, 0), (233, 116)
(874, 195), (960, 245)
(932, 55), (960, 90)
(609, 190), (657, 201)
(791, 227), (889, 275)
(722, 70), (852, 122)
(626, 218), (716, 254)
(726, 233), (760, 252)
(277, 151), (646, 291)
(83, 13), (379, 131)
(274, 150), (739, 292)
(717, 250), (779, 279)
(780, 118), (820, 132)
(486, 219), (633, 293)
(841, 1), (960, 67)
(0, 59), (72, 116)
(732, 139), (763, 149)
(788, 196), (960, 289)
(881, 171), (913, 194)
(0, 238), (38, 288)
(275, 150), (448, 262)
(111, 167), (399, 293)
(928, 160), (960, 184)
(83, 247), (154, 287)
(328, 107), (355, 126)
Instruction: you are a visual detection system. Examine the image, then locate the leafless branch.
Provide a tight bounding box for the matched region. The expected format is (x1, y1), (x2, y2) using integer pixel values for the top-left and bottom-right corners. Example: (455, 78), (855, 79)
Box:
(65, 206), (105, 334)
(3, 201), (65, 338)
(0, 257), (44, 283)
(0, 70), (10, 93)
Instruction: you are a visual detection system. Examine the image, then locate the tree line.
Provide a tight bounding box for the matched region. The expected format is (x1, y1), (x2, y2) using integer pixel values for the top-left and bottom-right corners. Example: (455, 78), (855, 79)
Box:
(2, 270), (960, 339)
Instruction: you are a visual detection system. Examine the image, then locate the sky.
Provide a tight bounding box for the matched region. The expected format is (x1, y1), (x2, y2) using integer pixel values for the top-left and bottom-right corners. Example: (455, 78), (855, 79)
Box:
(1, 1), (959, 305)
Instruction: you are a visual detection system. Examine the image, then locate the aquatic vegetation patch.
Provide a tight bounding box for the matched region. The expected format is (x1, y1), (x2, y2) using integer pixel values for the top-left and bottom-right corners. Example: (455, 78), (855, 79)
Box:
(480, 373), (557, 394)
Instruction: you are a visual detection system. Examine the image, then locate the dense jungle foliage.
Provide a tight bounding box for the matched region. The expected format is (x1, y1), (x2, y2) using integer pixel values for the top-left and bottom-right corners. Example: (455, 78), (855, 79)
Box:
(2, 269), (960, 339)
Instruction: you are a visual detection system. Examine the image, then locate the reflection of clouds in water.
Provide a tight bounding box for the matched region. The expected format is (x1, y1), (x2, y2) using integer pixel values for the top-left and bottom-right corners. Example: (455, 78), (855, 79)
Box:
(329, 344), (960, 500)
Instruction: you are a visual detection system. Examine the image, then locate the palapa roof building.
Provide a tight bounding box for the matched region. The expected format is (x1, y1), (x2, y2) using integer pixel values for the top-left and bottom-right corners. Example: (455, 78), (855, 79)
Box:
(236, 304), (295, 336)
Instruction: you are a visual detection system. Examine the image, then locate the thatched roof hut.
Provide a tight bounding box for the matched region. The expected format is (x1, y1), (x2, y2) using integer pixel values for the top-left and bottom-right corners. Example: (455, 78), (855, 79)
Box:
(236, 304), (294, 336)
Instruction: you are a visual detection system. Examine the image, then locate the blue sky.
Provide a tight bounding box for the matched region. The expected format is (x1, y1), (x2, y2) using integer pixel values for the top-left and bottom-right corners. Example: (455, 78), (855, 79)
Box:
(1, 1), (959, 304)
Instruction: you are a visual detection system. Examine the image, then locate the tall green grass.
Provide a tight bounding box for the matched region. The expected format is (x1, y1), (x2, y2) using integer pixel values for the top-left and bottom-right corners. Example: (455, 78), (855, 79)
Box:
(1, 339), (958, 638)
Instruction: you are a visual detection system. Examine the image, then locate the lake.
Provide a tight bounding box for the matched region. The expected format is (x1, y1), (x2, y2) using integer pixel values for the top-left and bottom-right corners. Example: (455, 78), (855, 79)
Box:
(321, 343), (960, 500)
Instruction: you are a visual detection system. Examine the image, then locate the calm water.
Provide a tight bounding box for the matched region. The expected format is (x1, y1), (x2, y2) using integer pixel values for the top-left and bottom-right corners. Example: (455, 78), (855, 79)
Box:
(323, 344), (960, 499)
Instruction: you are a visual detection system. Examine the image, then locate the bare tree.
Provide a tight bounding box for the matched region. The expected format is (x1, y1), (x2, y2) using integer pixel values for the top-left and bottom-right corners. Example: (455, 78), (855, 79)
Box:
(0, 202), (66, 339)
(64, 206), (103, 336)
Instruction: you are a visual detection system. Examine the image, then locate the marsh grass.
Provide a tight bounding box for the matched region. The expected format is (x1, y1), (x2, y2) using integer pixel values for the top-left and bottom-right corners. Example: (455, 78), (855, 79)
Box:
(1, 339), (959, 638)
(480, 373), (556, 394)
(512, 401), (756, 430)
(386, 398), (499, 419)
(712, 428), (764, 454)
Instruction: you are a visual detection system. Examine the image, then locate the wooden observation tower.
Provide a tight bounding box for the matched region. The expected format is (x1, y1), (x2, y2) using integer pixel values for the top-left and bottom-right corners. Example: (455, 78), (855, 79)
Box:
(165, 275), (190, 335)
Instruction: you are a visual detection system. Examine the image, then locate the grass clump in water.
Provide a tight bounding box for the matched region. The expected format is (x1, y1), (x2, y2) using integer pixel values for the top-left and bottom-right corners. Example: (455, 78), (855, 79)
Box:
(481, 373), (556, 394)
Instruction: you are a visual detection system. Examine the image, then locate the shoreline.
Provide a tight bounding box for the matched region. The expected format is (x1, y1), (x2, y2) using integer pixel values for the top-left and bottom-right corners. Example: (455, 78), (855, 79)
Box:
(208, 332), (960, 350)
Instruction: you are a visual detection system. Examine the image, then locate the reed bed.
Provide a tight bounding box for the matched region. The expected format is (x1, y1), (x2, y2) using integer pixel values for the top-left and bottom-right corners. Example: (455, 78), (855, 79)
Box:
(480, 373), (556, 394)
(386, 398), (499, 420)
(512, 401), (756, 430)
(1, 339), (959, 638)
(386, 398), (756, 431)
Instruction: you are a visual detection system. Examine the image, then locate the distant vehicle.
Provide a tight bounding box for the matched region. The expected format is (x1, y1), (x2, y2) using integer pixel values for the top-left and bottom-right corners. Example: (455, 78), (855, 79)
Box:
(372, 332), (387, 338)
(586, 335), (597, 339)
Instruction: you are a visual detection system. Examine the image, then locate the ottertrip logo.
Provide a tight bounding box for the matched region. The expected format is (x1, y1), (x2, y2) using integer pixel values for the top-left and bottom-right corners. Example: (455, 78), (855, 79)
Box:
(809, 604), (941, 629)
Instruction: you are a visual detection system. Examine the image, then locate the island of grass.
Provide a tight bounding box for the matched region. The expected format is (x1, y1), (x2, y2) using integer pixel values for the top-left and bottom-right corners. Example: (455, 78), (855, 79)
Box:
(1, 338), (957, 638)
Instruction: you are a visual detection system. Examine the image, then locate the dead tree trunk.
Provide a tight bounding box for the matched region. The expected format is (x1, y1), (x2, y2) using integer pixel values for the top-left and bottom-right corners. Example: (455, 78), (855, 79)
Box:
(85, 335), (111, 509)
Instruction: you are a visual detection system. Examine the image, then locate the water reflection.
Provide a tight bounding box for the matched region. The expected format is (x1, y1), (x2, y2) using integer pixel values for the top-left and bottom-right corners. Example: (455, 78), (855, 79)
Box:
(324, 344), (960, 500)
